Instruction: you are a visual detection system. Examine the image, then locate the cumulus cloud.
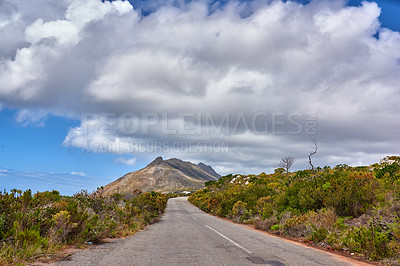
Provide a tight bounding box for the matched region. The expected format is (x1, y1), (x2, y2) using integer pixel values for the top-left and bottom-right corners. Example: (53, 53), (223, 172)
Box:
(1, 0), (400, 174)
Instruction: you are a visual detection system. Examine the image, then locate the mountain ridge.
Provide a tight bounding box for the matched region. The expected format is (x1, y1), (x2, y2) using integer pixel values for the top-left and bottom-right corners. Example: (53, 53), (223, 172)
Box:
(99, 157), (220, 196)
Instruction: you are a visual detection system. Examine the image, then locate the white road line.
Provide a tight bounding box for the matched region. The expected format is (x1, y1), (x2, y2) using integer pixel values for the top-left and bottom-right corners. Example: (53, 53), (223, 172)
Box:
(192, 216), (197, 220)
(205, 225), (252, 254)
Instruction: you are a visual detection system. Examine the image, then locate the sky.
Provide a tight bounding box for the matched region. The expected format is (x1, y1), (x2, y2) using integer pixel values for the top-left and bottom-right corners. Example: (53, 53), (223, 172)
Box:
(0, 0), (399, 195)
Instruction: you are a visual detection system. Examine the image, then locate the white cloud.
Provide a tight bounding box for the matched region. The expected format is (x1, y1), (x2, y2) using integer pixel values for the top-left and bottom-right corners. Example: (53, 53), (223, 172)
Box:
(1, 0), (400, 174)
(15, 109), (48, 126)
(25, 18), (79, 47)
(71, 171), (86, 176)
(114, 156), (137, 166)
(0, 169), (9, 176)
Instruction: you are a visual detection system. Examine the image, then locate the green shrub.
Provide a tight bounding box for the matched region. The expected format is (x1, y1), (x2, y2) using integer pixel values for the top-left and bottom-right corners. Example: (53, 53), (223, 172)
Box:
(271, 224), (280, 231)
(0, 189), (168, 264)
(310, 227), (328, 242)
(341, 224), (394, 261)
(232, 201), (249, 223)
(283, 214), (311, 237)
(188, 164), (400, 264)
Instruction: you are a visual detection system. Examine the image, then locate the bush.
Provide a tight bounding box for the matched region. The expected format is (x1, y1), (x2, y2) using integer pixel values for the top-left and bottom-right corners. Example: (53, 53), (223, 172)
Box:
(188, 163), (400, 263)
(323, 171), (379, 217)
(0, 189), (168, 264)
(340, 219), (398, 261)
(310, 227), (328, 242)
(254, 216), (278, 231)
(232, 201), (249, 223)
(271, 224), (280, 231)
(283, 214), (311, 237)
(256, 196), (274, 220)
(308, 208), (337, 231)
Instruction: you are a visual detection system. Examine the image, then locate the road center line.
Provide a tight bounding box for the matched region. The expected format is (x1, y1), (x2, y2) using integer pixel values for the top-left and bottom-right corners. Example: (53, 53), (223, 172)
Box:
(205, 225), (252, 254)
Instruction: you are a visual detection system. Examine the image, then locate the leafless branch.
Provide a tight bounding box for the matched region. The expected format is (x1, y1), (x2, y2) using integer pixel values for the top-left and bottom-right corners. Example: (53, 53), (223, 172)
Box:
(308, 139), (318, 172)
(278, 156), (295, 177)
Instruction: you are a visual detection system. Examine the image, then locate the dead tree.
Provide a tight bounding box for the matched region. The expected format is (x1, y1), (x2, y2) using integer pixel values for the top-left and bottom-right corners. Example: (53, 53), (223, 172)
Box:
(308, 139), (318, 172)
(278, 156), (295, 177)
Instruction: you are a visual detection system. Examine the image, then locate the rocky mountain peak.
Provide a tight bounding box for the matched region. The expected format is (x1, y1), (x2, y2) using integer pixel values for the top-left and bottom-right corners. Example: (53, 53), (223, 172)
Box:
(100, 157), (220, 196)
(197, 162), (221, 178)
(147, 156), (164, 167)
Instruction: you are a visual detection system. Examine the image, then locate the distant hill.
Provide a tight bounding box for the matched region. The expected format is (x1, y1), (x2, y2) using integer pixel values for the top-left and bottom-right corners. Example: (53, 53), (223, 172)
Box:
(99, 157), (220, 196)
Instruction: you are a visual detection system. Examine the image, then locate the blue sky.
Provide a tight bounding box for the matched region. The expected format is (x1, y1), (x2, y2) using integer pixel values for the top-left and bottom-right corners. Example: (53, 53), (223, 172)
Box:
(349, 0), (400, 31)
(1, 0), (399, 195)
(0, 109), (141, 194)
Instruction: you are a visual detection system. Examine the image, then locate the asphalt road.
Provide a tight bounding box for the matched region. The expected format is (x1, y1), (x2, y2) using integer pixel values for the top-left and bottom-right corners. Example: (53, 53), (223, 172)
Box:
(55, 197), (367, 266)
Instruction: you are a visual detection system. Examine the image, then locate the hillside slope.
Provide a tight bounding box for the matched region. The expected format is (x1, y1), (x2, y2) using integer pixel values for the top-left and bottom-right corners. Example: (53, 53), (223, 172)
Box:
(100, 157), (220, 196)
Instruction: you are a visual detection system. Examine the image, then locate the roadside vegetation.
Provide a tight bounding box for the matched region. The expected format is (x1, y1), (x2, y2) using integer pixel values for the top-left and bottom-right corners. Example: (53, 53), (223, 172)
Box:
(0, 189), (169, 265)
(189, 158), (400, 264)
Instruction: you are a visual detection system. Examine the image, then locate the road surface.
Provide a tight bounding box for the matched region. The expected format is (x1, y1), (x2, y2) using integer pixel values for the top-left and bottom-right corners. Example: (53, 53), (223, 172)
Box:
(55, 197), (367, 266)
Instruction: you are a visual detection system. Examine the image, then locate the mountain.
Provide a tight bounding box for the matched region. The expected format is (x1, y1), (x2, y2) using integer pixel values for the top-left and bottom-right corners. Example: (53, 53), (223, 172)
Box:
(99, 157), (220, 196)
(197, 162), (221, 178)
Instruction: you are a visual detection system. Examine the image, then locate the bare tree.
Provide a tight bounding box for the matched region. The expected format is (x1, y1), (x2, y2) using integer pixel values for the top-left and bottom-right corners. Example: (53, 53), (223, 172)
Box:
(308, 139), (318, 172)
(278, 156), (295, 177)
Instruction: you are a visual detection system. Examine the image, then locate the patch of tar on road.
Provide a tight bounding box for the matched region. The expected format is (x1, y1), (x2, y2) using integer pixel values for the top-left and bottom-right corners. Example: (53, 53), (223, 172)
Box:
(246, 256), (285, 265)
(215, 244), (236, 249)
